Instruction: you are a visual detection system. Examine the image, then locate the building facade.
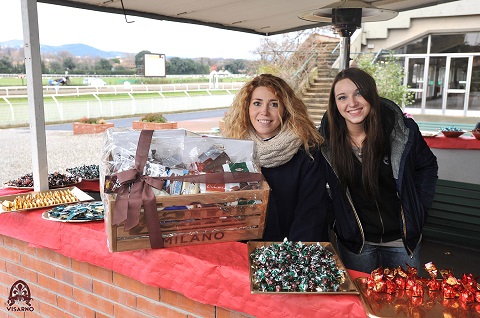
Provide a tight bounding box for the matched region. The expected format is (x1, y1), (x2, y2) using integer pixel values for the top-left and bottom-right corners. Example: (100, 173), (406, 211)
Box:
(354, 0), (480, 118)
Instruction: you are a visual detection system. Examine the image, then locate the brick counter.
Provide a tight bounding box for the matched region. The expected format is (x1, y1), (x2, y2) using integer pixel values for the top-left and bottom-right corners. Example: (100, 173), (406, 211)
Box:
(0, 235), (250, 317)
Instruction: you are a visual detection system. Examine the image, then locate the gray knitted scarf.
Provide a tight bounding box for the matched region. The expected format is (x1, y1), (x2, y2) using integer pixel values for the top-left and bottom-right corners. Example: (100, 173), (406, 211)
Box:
(248, 128), (302, 168)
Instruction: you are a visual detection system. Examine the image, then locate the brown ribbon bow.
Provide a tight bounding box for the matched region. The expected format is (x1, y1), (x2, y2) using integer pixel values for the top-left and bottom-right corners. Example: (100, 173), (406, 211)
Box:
(113, 130), (165, 248)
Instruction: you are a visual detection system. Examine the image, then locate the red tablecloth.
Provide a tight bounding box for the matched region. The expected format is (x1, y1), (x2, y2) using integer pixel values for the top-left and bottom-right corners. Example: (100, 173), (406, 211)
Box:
(424, 135), (480, 149)
(0, 189), (367, 318)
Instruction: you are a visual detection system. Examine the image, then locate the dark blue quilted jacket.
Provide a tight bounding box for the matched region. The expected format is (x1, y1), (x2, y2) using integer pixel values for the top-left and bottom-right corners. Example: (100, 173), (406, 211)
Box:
(319, 98), (438, 255)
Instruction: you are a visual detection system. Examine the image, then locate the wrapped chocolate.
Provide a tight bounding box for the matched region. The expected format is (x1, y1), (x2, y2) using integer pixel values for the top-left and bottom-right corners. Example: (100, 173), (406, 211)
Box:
(395, 265), (407, 290)
(411, 280), (424, 297)
(443, 283), (458, 299)
(460, 289), (475, 303)
(384, 268), (398, 294)
(427, 278), (441, 291)
(424, 262), (438, 278)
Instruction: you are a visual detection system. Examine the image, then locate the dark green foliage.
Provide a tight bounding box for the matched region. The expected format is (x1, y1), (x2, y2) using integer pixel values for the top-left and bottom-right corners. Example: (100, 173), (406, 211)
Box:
(140, 113), (167, 123)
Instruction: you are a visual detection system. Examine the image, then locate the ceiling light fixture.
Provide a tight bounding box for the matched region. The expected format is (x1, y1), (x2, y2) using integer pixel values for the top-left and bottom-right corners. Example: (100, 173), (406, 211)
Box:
(298, 1), (398, 70)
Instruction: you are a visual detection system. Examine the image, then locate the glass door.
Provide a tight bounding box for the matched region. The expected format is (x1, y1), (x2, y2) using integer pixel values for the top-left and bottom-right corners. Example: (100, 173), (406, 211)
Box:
(443, 57), (469, 114)
(405, 57), (426, 110)
(425, 57), (446, 110)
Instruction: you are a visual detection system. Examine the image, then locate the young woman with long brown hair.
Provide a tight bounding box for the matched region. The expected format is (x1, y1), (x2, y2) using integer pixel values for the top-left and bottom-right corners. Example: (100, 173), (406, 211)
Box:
(319, 68), (438, 272)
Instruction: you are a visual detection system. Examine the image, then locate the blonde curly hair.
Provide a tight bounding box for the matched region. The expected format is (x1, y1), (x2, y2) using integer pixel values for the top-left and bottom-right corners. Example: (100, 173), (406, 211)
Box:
(223, 74), (323, 155)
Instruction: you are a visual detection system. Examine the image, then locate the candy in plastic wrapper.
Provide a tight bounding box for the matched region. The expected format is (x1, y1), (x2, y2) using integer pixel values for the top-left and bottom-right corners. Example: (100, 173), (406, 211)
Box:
(461, 273), (477, 289)
(406, 263), (418, 277)
(385, 279), (397, 294)
(424, 261), (438, 278)
(443, 284), (457, 299)
(460, 289), (475, 303)
(406, 277), (417, 290)
(427, 278), (441, 291)
(395, 276), (406, 290)
(440, 268), (454, 279)
(411, 294), (424, 306)
(373, 280), (387, 293)
(411, 280), (424, 297)
(384, 267), (396, 281)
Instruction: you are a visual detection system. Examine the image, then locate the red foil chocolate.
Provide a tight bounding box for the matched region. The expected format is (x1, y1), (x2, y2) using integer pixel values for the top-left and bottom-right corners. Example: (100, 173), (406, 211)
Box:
(411, 281), (424, 297)
(427, 278), (441, 291)
(460, 289), (475, 303)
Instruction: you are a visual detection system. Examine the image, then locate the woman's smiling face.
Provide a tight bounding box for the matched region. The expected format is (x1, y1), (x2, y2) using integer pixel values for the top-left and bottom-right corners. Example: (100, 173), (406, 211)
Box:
(249, 86), (284, 139)
(334, 78), (371, 130)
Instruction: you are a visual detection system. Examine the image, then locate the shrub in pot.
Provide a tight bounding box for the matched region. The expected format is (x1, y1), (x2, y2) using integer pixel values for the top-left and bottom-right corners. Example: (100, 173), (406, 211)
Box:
(132, 113), (178, 130)
(73, 117), (114, 135)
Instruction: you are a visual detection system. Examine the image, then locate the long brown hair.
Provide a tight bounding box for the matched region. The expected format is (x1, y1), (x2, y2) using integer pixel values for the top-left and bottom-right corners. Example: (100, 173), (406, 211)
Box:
(223, 73), (323, 155)
(327, 68), (385, 198)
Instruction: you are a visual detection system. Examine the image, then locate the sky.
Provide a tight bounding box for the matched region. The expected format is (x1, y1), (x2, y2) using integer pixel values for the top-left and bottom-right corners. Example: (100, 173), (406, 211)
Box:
(0, 1), (273, 60)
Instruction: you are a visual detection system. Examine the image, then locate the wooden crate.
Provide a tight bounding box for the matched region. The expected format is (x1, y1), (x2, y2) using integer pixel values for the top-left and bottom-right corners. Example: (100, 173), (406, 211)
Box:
(105, 181), (269, 252)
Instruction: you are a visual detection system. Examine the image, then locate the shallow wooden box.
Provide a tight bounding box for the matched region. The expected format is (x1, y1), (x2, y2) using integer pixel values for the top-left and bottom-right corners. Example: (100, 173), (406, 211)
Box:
(105, 181), (269, 252)
(247, 241), (359, 294)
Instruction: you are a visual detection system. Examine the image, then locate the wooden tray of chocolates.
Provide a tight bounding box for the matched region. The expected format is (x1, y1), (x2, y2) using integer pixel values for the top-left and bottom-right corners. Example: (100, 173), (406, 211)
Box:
(247, 241), (359, 294)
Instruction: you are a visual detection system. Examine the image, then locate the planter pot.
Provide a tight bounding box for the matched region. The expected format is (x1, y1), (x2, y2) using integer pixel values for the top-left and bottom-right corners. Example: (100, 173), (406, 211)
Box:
(73, 122), (114, 135)
(132, 121), (178, 130)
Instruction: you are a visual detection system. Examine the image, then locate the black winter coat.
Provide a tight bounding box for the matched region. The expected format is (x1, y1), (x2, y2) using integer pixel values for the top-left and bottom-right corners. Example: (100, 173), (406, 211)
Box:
(261, 147), (330, 242)
(318, 98), (438, 255)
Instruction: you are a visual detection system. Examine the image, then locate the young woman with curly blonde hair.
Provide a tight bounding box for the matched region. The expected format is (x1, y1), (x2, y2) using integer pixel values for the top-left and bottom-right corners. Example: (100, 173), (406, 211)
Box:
(223, 73), (329, 242)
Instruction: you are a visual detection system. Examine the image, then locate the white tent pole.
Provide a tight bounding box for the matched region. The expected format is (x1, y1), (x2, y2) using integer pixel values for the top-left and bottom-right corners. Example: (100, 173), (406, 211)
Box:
(21, 0), (49, 191)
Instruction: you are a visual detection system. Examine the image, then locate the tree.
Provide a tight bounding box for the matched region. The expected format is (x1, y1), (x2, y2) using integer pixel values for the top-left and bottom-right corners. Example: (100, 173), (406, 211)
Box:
(63, 56), (76, 71)
(166, 57), (209, 75)
(57, 51), (76, 72)
(251, 27), (336, 83)
(49, 61), (63, 74)
(225, 59), (246, 74)
(355, 52), (414, 107)
(135, 50), (151, 74)
(0, 56), (14, 73)
(95, 58), (112, 71)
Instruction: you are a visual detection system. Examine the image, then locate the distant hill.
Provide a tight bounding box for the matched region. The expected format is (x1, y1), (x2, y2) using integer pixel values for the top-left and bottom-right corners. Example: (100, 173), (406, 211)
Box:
(0, 40), (128, 58)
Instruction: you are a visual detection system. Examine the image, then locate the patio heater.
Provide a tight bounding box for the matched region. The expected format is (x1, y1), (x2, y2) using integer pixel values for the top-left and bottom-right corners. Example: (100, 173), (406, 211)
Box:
(299, 1), (398, 70)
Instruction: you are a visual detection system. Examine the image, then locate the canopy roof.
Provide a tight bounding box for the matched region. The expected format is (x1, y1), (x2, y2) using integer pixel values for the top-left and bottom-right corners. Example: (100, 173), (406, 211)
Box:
(23, 0), (459, 191)
(38, 0), (459, 35)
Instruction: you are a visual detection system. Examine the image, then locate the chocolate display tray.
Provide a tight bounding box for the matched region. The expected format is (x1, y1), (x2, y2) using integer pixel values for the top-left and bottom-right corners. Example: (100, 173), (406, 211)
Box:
(247, 241), (359, 294)
(354, 277), (480, 317)
(2, 180), (81, 190)
(0, 187), (94, 213)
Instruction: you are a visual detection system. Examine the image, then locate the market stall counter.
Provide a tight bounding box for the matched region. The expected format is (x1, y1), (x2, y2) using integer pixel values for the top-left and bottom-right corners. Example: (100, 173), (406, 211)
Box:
(423, 134), (480, 149)
(423, 134), (480, 184)
(0, 188), (367, 318)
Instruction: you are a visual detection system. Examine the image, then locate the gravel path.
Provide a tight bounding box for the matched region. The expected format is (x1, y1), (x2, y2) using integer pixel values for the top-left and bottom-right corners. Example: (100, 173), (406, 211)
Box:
(0, 128), (104, 184)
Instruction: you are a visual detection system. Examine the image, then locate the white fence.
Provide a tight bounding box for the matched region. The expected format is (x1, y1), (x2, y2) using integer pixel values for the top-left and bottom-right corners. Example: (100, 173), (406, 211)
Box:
(0, 82), (245, 98)
(0, 84), (241, 127)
